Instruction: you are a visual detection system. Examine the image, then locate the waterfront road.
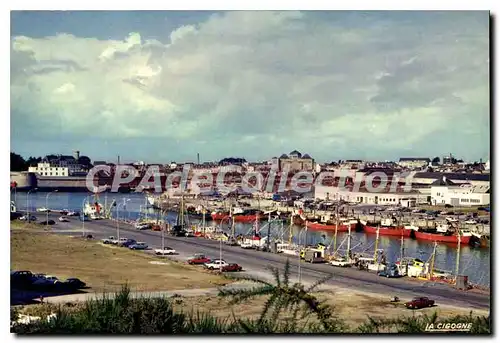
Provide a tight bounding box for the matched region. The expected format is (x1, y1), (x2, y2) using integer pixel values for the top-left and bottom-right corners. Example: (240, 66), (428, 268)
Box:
(24, 214), (490, 311)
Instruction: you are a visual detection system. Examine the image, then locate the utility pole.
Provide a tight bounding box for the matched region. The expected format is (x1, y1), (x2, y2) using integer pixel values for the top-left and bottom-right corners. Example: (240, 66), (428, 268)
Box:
(267, 211), (272, 252)
(455, 231), (462, 282)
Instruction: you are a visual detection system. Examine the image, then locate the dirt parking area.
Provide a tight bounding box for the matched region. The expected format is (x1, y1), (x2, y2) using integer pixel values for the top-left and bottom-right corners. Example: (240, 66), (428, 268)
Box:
(11, 222), (229, 292)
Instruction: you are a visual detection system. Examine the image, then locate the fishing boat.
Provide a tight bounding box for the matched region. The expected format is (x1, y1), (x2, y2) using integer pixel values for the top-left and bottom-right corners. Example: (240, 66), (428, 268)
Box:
(83, 195), (105, 219)
(211, 208), (266, 223)
(363, 218), (411, 237)
(306, 219), (358, 232)
(413, 227), (472, 245)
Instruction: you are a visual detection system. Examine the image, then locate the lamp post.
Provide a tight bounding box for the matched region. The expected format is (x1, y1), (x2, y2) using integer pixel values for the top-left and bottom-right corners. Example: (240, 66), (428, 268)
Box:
(26, 188), (37, 222)
(298, 222), (308, 284)
(82, 195), (89, 237)
(45, 190), (58, 224)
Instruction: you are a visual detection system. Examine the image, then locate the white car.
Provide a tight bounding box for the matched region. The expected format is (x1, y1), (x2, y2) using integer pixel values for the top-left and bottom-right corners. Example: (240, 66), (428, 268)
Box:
(36, 207), (50, 213)
(135, 222), (151, 230)
(58, 216), (69, 222)
(240, 242), (254, 249)
(67, 211), (78, 216)
(101, 236), (116, 244)
(19, 215), (37, 221)
(329, 258), (353, 268)
(154, 247), (176, 255)
(204, 259), (229, 270)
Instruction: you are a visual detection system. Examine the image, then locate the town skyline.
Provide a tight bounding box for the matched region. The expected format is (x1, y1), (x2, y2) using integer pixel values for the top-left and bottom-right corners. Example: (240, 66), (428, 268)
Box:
(11, 11), (489, 163)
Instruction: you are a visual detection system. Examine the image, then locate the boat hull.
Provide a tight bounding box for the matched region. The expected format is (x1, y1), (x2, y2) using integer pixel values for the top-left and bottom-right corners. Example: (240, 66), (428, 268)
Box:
(363, 225), (412, 237)
(211, 213), (265, 223)
(306, 222), (353, 232)
(414, 231), (471, 245)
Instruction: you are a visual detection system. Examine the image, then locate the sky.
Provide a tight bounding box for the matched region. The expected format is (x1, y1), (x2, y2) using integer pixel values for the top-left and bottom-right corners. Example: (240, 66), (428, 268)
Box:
(10, 10), (490, 164)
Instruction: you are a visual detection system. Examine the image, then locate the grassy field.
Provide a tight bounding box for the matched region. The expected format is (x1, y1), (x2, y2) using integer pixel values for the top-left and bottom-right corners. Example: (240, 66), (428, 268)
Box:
(11, 221), (229, 292)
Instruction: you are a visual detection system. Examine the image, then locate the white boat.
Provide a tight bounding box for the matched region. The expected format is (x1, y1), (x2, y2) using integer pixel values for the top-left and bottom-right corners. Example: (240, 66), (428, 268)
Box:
(83, 201), (104, 219)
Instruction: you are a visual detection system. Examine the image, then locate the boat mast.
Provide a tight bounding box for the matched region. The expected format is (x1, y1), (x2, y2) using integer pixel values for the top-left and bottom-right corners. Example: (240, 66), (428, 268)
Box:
(231, 208), (235, 238)
(346, 222), (352, 260)
(288, 214), (293, 245)
(334, 203), (339, 254)
(455, 230), (462, 281)
(400, 230), (404, 261)
(429, 241), (437, 280)
(373, 226), (380, 261)
(180, 192), (184, 226)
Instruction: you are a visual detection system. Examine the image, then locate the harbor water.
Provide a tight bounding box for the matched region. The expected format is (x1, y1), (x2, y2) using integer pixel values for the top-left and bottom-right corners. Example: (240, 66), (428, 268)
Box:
(12, 191), (491, 287)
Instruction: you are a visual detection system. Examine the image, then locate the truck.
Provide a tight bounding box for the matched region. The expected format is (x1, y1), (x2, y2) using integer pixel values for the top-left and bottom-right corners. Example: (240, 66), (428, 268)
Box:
(303, 250), (325, 263)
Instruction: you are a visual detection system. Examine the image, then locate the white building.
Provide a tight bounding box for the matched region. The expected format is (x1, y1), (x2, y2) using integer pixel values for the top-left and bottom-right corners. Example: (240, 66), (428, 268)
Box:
(431, 183), (490, 206)
(314, 185), (423, 207)
(28, 162), (69, 177)
(398, 157), (431, 169)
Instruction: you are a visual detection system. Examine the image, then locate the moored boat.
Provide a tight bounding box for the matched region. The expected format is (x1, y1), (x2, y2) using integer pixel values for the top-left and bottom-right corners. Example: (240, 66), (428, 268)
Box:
(363, 218), (411, 237)
(413, 230), (471, 245)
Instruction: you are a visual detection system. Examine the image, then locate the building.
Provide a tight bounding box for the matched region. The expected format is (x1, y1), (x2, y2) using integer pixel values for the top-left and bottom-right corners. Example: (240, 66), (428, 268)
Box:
(278, 150), (315, 172)
(430, 179), (490, 206)
(28, 162), (69, 177)
(412, 172), (490, 187)
(33, 153), (88, 176)
(398, 157), (431, 169)
(314, 185), (424, 207)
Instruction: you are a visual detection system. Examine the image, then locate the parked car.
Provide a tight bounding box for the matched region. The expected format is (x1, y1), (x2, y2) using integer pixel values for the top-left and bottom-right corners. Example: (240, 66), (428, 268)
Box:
(155, 247), (176, 255)
(129, 242), (148, 250)
(378, 268), (401, 278)
(19, 215), (37, 222)
(187, 254), (211, 265)
(67, 211), (79, 216)
(135, 222), (151, 230)
(221, 263), (243, 272)
(11, 270), (34, 287)
(225, 238), (239, 246)
(204, 259), (229, 270)
(444, 204), (453, 208)
(240, 242), (254, 249)
(58, 216), (69, 222)
(405, 297), (435, 309)
(36, 207), (50, 213)
(64, 278), (86, 289)
(101, 236), (116, 244)
(39, 219), (56, 225)
(119, 239), (137, 248)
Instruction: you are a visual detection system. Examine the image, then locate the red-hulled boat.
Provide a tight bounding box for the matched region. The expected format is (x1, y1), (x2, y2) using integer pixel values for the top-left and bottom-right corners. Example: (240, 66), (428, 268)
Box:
(306, 221), (354, 232)
(363, 225), (412, 237)
(211, 210), (265, 223)
(414, 230), (471, 245)
(362, 218), (412, 237)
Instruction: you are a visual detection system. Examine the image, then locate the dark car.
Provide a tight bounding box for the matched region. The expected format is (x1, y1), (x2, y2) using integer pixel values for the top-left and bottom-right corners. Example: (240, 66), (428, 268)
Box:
(444, 204), (453, 208)
(64, 278), (86, 289)
(119, 239), (137, 248)
(39, 219), (56, 225)
(221, 263), (243, 272)
(11, 270), (34, 287)
(405, 297), (435, 309)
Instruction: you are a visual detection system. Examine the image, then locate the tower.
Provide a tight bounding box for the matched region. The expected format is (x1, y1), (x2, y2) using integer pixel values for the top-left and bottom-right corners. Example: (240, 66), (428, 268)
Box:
(74, 150), (80, 160)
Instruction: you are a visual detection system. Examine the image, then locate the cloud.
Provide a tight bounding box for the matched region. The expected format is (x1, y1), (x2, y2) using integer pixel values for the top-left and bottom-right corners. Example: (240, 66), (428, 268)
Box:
(10, 11), (489, 162)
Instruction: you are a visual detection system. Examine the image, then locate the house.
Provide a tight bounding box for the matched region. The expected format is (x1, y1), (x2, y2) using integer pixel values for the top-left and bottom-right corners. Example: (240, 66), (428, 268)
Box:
(412, 172), (490, 187)
(398, 157), (431, 169)
(278, 150), (315, 172)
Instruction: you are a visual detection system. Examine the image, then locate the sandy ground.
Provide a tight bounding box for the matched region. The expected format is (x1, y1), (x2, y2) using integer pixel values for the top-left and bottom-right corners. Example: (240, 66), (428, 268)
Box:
(11, 222), (228, 292)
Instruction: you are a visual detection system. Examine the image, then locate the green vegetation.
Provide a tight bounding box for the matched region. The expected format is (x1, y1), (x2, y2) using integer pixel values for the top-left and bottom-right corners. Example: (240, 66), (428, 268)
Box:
(11, 260), (491, 334)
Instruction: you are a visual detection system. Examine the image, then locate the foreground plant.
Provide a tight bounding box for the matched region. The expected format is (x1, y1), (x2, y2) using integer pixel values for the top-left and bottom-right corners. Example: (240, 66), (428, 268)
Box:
(218, 258), (344, 332)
